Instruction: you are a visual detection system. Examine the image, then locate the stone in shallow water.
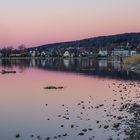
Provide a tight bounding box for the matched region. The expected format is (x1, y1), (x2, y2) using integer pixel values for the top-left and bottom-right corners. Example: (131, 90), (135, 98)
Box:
(15, 133), (20, 138)
(44, 86), (64, 90)
(78, 132), (84, 136)
(58, 135), (61, 138)
(104, 125), (109, 129)
(45, 137), (50, 140)
(62, 133), (68, 136)
(88, 128), (93, 131)
(60, 125), (64, 127)
(37, 135), (41, 139)
(82, 128), (87, 132)
(54, 136), (57, 139)
(71, 124), (74, 128)
(96, 120), (100, 123)
(113, 123), (120, 128)
(30, 135), (34, 137)
(117, 116), (122, 120)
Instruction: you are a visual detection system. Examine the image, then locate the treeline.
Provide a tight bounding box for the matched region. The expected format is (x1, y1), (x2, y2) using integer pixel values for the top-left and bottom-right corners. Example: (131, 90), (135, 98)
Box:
(0, 45), (27, 57)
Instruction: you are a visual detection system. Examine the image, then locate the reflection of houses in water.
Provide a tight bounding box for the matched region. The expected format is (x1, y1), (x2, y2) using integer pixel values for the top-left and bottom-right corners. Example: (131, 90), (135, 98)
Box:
(81, 59), (89, 68)
(111, 61), (121, 70)
(30, 59), (36, 67)
(41, 59), (46, 67)
(0, 58), (140, 80)
(0, 52), (3, 57)
(75, 59), (97, 70)
(0, 59), (2, 66)
(63, 59), (70, 68)
(98, 60), (108, 68)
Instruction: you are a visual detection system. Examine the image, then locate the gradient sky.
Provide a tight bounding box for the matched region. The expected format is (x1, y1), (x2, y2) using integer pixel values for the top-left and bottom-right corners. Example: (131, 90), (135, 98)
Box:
(0, 0), (140, 48)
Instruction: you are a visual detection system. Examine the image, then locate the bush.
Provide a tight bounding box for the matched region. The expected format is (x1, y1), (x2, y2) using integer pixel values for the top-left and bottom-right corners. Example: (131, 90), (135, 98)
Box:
(124, 54), (140, 64)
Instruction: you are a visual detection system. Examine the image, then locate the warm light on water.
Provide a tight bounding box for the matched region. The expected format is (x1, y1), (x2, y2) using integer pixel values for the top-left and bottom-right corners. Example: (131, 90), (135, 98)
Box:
(0, 59), (140, 140)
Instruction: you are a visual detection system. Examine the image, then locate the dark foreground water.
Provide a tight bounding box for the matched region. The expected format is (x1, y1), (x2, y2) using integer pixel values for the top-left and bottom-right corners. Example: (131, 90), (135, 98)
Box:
(0, 58), (140, 140)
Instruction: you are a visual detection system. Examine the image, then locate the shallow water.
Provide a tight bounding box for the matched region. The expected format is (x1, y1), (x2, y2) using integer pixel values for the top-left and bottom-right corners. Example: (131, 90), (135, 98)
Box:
(0, 59), (140, 140)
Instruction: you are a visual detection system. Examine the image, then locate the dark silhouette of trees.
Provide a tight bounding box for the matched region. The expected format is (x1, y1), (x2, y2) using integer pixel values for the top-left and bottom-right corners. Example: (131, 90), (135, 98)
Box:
(17, 44), (27, 57)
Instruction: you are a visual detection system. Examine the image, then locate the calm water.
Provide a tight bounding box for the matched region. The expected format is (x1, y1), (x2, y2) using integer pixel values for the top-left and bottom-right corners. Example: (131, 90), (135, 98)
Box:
(0, 58), (140, 140)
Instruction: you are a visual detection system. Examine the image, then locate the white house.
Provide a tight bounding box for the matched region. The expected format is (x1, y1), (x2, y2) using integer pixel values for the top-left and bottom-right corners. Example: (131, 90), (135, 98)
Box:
(41, 51), (46, 57)
(130, 50), (137, 56)
(63, 59), (70, 68)
(63, 51), (70, 57)
(111, 48), (130, 57)
(98, 50), (108, 57)
(10, 54), (21, 57)
(111, 48), (137, 57)
(30, 51), (36, 57)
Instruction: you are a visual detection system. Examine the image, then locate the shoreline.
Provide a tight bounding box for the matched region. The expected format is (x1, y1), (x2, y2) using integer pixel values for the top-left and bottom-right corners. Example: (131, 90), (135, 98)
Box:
(0, 56), (116, 60)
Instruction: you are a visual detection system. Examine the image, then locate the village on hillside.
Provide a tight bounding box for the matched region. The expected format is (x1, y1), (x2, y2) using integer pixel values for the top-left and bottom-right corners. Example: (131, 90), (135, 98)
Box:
(0, 42), (139, 58)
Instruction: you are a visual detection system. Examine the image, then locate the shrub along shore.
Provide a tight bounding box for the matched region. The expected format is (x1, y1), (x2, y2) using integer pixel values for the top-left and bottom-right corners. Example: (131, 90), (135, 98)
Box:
(124, 54), (140, 64)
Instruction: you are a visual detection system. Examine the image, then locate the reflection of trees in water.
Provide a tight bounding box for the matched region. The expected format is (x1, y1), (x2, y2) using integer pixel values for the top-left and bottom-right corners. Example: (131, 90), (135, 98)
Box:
(0, 59), (30, 71)
(0, 58), (139, 80)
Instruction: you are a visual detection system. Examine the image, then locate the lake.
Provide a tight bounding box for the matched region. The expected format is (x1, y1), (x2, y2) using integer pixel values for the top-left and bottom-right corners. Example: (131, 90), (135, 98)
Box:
(0, 58), (140, 140)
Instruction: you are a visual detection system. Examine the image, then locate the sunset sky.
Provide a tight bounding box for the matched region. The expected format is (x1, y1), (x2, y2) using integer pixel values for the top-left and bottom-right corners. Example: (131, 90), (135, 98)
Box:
(0, 0), (140, 48)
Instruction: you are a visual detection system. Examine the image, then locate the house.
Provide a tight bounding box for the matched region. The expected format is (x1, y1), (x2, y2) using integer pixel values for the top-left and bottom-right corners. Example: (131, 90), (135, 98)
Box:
(63, 51), (70, 57)
(9, 49), (24, 57)
(30, 51), (36, 57)
(41, 51), (46, 57)
(81, 51), (88, 57)
(130, 50), (137, 56)
(98, 50), (108, 57)
(9, 54), (22, 57)
(111, 48), (137, 57)
(111, 48), (130, 57)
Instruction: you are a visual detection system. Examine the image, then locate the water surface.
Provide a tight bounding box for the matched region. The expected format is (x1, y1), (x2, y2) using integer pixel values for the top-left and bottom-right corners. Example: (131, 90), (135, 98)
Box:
(0, 59), (140, 140)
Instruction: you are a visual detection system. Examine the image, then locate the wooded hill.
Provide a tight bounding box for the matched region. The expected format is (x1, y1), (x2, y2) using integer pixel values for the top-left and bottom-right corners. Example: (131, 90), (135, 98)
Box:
(30, 32), (140, 50)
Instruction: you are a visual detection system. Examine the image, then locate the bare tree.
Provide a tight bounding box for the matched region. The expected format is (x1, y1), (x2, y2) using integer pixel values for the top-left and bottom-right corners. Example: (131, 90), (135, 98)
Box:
(18, 44), (27, 57)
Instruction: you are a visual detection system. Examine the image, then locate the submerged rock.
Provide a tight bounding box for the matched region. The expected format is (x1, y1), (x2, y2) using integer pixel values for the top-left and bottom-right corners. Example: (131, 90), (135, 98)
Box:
(82, 128), (87, 132)
(44, 86), (65, 90)
(44, 86), (57, 89)
(113, 123), (120, 129)
(1, 70), (16, 74)
(104, 125), (109, 129)
(62, 133), (68, 136)
(78, 132), (84, 136)
(15, 133), (20, 138)
(45, 137), (50, 140)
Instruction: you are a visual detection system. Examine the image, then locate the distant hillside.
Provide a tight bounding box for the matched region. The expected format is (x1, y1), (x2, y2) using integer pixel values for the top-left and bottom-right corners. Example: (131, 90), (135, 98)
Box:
(30, 32), (140, 50)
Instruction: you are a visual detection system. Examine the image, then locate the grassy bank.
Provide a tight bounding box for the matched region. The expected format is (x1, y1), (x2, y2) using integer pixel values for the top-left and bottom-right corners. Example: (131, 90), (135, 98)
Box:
(124, 54), (140, 64)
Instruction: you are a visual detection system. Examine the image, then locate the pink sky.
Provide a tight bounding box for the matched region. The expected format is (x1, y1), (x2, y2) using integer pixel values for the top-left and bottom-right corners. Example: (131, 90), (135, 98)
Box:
(0, 0), (140, 48)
